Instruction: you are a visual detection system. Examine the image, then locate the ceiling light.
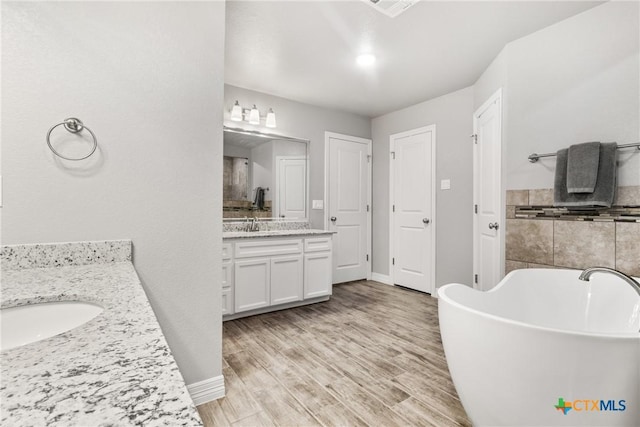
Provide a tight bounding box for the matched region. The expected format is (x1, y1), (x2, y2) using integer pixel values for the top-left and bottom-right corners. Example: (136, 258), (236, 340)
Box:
(230, 100), (243, 121)
(265, 108), (277, 128)
(248, 105), (260, 125)
(356, 53), (376, 67)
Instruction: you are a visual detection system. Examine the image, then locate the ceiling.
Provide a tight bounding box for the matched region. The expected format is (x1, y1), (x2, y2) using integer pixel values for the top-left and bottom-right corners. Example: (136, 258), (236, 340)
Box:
(225, 0), (604, 118)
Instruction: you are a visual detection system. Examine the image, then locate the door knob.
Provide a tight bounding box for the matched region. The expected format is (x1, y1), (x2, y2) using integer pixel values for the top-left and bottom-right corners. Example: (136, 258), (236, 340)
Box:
(488, 222), (499, 230)
(422, 218), (430, 224)
(330, 216), (337, 222)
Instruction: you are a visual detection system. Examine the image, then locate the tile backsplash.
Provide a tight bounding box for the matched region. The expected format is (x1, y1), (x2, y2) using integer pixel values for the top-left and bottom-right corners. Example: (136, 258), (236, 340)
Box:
(505, 186), (640, 277)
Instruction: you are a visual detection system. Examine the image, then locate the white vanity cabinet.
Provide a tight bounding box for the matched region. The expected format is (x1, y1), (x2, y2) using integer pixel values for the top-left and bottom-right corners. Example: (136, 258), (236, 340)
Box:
(303, 237), (332, 298)
(223, 232), (332, 320)
(234, 238), (304, 313)
(221, 243), (234, 315)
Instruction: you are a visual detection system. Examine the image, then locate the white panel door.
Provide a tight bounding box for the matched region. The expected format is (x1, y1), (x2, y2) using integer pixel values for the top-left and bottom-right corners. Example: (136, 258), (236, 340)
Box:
(276, 157), (307, 219)
(391, 126), (435, 294)
(473, 90), (503, 291)
(328, 135), (370, 284)
(270, 255), (303, 305)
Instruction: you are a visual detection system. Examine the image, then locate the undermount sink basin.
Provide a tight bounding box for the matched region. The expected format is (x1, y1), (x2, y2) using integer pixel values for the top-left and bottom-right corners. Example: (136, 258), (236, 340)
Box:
(1, 301), (103, 351)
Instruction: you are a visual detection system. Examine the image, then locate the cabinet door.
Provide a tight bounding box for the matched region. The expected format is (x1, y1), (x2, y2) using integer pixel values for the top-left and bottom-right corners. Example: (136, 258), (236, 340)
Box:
(304, 252), (332, 298)
(235, 258), (270, 313)
(222, 259), (234, 315)
(271, 255), (303, 305)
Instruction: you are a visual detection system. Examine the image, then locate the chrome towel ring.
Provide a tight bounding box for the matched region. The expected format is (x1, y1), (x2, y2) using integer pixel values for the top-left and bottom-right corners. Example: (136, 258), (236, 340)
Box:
(46, 117), (97, 161)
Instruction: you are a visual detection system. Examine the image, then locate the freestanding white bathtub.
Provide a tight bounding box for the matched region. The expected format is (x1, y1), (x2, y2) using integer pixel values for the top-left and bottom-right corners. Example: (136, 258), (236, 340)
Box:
(438, 268), (640, 427)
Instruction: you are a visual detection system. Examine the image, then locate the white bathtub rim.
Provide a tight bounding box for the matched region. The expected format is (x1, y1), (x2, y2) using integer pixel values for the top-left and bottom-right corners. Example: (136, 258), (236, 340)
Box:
(438, 270), (640, 340)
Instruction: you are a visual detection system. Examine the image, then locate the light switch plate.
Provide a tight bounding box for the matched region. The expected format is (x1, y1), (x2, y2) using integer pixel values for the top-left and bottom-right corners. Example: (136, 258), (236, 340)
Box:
(312, 200), (324, 209)
(440, 179), (451, 190)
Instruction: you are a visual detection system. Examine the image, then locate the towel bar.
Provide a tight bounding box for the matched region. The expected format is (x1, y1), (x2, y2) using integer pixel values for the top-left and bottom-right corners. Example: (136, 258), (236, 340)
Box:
(528, 142), (640, 163)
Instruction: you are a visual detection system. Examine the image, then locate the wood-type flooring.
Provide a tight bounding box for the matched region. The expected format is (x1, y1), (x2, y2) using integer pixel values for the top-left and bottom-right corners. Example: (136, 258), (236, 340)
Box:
(197, 280), (471, 427)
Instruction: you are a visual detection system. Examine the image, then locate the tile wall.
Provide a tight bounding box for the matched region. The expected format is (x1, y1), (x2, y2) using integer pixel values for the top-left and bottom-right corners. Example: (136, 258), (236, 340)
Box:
(505, 186), (640, 277)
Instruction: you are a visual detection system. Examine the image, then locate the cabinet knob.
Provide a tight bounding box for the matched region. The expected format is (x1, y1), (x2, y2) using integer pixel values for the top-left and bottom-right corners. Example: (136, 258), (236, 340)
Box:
(330, 216), (337, 222)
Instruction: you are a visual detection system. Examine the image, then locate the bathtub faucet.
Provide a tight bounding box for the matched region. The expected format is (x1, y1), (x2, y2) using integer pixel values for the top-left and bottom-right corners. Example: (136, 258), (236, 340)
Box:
(578, 267), (640, 297)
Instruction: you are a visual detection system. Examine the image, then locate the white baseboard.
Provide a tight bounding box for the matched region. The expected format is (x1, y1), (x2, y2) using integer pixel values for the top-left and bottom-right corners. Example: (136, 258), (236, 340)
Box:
(371, 272), (392, 285)
(187, 375), (225, 406)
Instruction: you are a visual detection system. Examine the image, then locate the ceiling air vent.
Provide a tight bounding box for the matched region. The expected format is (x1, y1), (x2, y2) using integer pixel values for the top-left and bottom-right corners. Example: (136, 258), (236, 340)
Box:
(365, 0), (419, 18)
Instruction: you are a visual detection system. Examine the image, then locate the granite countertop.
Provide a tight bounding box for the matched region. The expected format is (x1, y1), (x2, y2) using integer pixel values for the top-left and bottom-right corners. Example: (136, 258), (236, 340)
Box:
(223, 228), (335, 240)
(0, 241), (202, 426)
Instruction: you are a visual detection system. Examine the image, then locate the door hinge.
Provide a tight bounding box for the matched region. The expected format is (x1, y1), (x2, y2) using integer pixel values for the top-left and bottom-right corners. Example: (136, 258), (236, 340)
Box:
(392, 258), (395, 265)
(471, 134), (478, 144)
(366, 254), (369, 262)
(367, 155), (372, 163)
(392, 205), (395, 212)
(391, 151), (396, 159)
(367, 204), (370, 212)
(474, 204), (478, 214)
(474, 274), (478, 284)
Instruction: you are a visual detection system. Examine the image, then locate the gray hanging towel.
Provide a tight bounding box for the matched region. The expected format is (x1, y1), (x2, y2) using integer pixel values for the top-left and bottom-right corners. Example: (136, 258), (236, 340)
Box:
(554, 143), (618, 208)
(254, 187), (265, 210)
(567, 141), (600, 193)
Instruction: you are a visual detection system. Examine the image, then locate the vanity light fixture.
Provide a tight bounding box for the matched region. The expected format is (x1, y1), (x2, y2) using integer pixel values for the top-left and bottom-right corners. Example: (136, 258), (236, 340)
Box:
(266, 108), (277, 128)
(248, 105), (260, 125)
(229, 101), (277, 128)
(230, 101), (243, 122)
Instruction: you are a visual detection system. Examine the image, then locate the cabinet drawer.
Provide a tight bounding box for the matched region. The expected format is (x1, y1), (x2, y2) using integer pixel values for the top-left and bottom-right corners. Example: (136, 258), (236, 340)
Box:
(222, 259), (233, 289)
(222, 243), (233, 260)
(235, 239), (302, 258)
(222, 287), (234, 315)
(304, 236), (332, 252)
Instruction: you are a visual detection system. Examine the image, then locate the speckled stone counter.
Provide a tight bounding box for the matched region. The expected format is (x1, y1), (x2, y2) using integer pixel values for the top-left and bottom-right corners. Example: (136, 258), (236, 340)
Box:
(1, 240), (202, 426)
(223, 229), (335, 240)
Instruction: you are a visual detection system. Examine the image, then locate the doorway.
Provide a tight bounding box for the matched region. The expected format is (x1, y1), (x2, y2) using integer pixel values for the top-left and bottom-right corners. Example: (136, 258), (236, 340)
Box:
(275, 156), (307, 219)
(325, 132), (372, 284)
(389, 125), (436, 294)
(473, 88), (503, 291)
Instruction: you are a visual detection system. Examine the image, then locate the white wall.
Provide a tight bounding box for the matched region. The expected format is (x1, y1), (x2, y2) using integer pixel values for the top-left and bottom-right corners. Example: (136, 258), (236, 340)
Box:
(488, 1), (639, 190)
(1, 2), (226, 386)
(371, 87), (474, 286)
(224, 85), (372, 227)
(474, 48), (508, 111)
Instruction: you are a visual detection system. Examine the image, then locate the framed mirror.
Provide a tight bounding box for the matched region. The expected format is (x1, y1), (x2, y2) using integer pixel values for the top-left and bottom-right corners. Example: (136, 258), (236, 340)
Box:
(223, 127), (309, 220)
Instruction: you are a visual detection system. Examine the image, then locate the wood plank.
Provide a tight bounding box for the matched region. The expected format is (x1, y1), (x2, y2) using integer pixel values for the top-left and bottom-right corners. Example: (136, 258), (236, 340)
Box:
(314, 403), (369, 427)
(217, 366), (262, 423)
(231, 411), (276, 427)
(196, 399), (231, 427)
(325, 377), (412, 426)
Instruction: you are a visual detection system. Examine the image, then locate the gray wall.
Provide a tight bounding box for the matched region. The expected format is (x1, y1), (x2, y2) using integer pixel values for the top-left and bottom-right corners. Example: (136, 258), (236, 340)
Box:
(224, 85), (372, 228)
(371, 87), (475, 286)
(1, 2), (226, 385)
(474, 1), (639, 190)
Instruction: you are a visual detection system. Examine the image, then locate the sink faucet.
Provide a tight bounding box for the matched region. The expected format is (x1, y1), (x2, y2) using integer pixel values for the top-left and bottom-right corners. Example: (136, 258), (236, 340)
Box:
(248, 217), (259, 232)
(578, 267), (640, 297)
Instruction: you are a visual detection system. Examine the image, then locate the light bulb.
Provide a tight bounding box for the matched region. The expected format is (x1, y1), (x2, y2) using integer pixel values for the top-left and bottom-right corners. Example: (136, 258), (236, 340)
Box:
(266, 108), (277, 128)
(249, 105), (260, 125)
(230, 100), (242, 121)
